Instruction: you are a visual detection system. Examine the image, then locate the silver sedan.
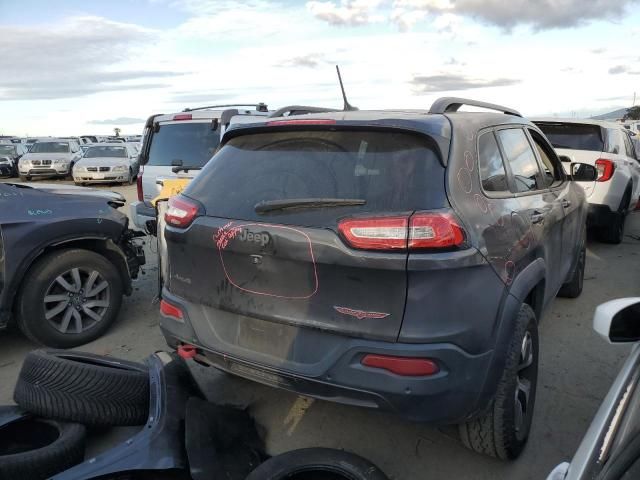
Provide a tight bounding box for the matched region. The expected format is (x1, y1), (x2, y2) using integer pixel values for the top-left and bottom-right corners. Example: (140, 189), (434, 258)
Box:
(73, 143), (139, 185)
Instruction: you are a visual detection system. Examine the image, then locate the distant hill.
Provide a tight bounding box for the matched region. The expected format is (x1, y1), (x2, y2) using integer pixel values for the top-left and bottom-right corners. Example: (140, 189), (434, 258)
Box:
(591, 108), (628, 120)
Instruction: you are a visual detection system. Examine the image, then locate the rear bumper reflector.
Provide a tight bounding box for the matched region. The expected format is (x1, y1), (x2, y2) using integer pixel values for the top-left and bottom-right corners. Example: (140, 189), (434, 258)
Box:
(361, 354), (439, 376)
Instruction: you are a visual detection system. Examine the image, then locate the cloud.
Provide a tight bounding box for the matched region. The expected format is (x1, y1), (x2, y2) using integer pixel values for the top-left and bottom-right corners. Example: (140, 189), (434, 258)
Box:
(277, 53), (329, 68)
(168, 92), (234, 104)
(609, 65), (640, 75)
(0, 16), (183, 100)
(591, 48), (606, 54)
(88, 117), (146, 125)
(410, 73), (520, 93)
(308, 0), (640, 31)
(306, 0), (385, 26)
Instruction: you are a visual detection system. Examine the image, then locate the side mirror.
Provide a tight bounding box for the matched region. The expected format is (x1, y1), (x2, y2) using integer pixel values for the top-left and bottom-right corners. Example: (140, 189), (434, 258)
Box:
(594, 298), (640, 343)
(559, 155), (572, 163)
(571, 162), (598, 182)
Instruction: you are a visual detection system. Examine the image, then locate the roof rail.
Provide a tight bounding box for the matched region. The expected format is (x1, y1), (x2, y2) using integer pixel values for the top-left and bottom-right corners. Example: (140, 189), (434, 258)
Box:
(269, 105), (341, 118)
(183, 103), (268, 113)
(429, 97), (521, 117)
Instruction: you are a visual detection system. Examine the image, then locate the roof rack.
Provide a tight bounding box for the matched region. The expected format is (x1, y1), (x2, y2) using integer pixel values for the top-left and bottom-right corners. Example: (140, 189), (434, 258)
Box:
(269, 105), (341, 118)
(183, 103), (268, 113)
(429, 97), (521, 117)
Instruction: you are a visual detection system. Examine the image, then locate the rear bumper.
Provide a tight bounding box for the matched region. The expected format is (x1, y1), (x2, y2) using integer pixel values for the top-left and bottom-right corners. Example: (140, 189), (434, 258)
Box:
(130, 200), (156, 230)
(587, 203), (617, 228)
(159, 290), (494, 424)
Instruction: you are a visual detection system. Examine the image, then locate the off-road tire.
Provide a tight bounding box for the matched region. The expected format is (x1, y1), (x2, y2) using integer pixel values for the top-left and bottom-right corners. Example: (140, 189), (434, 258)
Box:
(458, 304), (539, 460)
(14, 349), (149, 426)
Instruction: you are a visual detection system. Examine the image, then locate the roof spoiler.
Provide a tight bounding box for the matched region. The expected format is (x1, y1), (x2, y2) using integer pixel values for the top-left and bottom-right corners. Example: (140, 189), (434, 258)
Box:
(429, 97), (521, 117)
(269, 105), (341, 118)
(182, 103), (269, 113)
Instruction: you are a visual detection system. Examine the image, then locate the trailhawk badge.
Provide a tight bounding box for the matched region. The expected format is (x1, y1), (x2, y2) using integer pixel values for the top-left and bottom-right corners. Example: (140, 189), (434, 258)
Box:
(333, 306), (390, 320)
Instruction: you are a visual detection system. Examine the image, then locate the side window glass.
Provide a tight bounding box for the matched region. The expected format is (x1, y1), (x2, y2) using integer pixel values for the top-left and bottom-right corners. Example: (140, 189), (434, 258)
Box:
(529, 129), (563, 188)
(607, 129), (625, 155)
(623, 133), (636, 159)
(497, 128), (541, 193)
(478, 131), (510, 193)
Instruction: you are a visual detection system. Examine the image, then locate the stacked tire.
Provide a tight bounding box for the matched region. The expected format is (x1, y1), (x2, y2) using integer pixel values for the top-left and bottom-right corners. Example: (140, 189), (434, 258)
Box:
(0, 350), (149, 479)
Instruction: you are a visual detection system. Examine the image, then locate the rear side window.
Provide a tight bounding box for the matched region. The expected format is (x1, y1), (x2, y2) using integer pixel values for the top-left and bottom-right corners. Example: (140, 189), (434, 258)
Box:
(478, 132), (509, 194)
(146, 122), (220, 167)
(536, 123), (604, 152)
(185, 130), (445, 226)
(607, 129), (627, 156)
(497, 129), (541, 193)
(623, 132), (637, 159)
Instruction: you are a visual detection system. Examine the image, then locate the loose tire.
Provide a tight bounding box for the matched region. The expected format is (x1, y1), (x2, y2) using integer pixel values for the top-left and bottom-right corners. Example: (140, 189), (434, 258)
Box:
(246, 448), (390, 480)
(14, 350), (149, 427)
(458, 304), (539, 460)
(16, 248), (123, 348)
(0, 406), (85, 480)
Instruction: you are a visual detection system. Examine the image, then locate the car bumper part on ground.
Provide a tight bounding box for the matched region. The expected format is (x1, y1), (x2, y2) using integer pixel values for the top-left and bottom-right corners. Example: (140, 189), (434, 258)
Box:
(50, 352), (192, 479)
(159, 289), (493, 424)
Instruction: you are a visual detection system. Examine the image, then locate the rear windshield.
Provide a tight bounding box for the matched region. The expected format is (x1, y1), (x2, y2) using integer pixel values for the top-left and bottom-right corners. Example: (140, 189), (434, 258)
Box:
(29, 142), (70, 153)
(184, 129), (445, 226)
(535, 123), (604, 152)
(146, 122), (220, 167)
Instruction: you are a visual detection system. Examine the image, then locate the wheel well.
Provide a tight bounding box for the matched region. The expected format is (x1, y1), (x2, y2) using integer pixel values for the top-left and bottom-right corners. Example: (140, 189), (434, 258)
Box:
(523, 280), (545, 321)
(12, 238), (132, 314)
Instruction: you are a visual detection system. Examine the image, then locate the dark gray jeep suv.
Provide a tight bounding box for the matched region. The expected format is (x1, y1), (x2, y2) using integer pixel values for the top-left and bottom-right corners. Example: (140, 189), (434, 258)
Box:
(158, 98), (595, 459)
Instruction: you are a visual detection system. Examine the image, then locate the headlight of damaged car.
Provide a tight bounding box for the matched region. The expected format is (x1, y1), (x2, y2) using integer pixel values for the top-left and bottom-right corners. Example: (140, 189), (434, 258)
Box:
(113, 165), (127, 172)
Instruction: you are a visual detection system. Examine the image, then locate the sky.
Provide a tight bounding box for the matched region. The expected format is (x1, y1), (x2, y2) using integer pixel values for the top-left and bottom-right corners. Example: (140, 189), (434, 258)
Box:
(1, 0), (639, 136)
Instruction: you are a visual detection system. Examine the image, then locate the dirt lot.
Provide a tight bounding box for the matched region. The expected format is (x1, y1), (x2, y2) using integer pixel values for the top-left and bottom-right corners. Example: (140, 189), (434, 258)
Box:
(0, 179), (638, 479)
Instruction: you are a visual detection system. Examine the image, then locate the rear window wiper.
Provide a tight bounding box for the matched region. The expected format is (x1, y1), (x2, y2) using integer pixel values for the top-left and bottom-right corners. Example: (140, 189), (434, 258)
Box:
(255, 198), (366, 214)
(171, 166), (203, 174)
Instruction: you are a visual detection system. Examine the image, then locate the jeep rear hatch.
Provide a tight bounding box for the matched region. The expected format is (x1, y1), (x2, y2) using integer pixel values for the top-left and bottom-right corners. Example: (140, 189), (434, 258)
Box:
(166, 128), (448, 342)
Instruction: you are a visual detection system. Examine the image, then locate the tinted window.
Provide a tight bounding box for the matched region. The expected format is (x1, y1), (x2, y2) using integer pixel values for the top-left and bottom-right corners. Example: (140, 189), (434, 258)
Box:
(84, 146), (127, 158)
(29, 142), (70, 153)
(536, 122), (604, 152)
(185, 130), (445, 226)
(529, 130), (562, 188)
(497, 129), (541, 193)
(146, 122), (220, 167)
(478, 132), (509, 193)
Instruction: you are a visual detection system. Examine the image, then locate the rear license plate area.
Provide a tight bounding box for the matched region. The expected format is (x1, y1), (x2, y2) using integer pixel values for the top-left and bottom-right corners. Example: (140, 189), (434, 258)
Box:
(237, 317), (297, 359)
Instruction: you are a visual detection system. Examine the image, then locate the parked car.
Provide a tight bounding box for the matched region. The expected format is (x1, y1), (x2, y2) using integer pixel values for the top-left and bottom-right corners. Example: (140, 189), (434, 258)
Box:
(18, 139), (82, 181)
(533, 119), (640, 243)
(547, 297), (640, 480)
(0, 143), (28, 177)
(73, 143), (139, 185)
(0, 182), (145, 347)
(130, 103), (272, 229)
(158, 98), (597, 459)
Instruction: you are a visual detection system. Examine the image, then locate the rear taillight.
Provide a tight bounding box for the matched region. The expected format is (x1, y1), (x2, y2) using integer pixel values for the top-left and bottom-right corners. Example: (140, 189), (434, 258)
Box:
(595, 159), (615, 182)
(361, 354), (439, 376)
(160, 299), (183, 320)
(165, 195), (200, 228)
(136, 166), (144, 202)
(338, 213), (465, 251)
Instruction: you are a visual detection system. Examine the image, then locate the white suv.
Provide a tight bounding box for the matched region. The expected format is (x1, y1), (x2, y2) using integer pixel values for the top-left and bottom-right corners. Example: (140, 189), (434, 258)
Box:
(534, 119), (640, 243)
(131, 104), (272, 229)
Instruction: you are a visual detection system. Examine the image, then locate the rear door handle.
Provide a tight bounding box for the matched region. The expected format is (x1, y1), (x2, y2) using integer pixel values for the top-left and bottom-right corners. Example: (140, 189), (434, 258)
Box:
(530, 213), (545, 224)
(561, 199), (571, 208)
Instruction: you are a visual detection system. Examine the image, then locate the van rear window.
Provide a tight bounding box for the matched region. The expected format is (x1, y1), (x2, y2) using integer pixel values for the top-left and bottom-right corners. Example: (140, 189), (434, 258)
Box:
(146, 122), (220, 167)
(535, 123), (604, 152)
(184, 129), (446, 225)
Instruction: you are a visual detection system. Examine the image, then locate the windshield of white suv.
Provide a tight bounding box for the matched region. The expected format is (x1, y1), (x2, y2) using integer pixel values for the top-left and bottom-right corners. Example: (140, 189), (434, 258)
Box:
(535, 123), (604, 152)
(29, 142), (70, 153)
(84, 146), (127, 158)
(146, 122), (220, 167)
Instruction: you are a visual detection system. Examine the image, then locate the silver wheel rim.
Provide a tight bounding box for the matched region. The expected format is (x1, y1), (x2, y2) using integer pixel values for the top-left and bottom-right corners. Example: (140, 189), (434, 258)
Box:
(514, 330), (534, 441)
(43, 267), (110, 334)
